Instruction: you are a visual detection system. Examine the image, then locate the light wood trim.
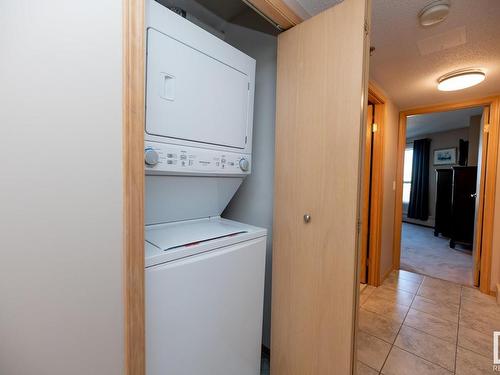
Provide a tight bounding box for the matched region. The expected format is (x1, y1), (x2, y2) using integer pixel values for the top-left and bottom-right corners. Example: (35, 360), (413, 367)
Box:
(360, 104), (373, 284)
(479, 98), (500, 293)
(359, 83), (386, 287)
(473, 106), (490, 286)
(393, 96), (500, 294)
(368, 102), (385, 286)
(245, 0), (303, 29)
(123, 0), (145, 374)
(368, 83), (386, 105)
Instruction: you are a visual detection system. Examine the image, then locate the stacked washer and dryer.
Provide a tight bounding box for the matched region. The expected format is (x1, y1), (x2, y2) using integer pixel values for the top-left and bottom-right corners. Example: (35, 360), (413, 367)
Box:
(144, 1), (267, 374)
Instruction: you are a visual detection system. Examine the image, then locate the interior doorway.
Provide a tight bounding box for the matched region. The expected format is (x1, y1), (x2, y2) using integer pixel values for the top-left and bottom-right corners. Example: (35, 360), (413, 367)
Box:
(360, 86), (385, 286)
(393, 98), (499, 293)
(398, 106), (485, 286)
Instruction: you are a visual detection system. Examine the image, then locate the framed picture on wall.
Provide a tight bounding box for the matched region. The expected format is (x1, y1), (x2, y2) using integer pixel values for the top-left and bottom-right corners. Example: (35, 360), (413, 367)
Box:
(434, 147), (457, 165)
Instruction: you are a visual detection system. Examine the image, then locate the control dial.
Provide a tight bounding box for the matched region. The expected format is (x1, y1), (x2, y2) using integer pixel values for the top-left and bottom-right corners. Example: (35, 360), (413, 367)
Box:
(145, 148), (159, 166)
(239, 158), (249, 171)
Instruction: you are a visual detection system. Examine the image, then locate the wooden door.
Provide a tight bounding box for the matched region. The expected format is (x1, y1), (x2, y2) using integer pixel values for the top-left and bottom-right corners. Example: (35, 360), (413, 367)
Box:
(360, 104), (374, 284)
(473, 106), (490, 286)
(271, 0), (369, 373)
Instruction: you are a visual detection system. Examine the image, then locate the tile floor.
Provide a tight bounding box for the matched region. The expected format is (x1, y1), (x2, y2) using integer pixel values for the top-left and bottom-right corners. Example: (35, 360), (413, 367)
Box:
(357, 270), (500, 374)
(401, 223), (473, 286)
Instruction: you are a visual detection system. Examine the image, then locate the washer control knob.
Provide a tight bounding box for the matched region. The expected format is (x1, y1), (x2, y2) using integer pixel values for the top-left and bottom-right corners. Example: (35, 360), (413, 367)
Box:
(239, 158), (249, 171)
(145, 148), (159, 166)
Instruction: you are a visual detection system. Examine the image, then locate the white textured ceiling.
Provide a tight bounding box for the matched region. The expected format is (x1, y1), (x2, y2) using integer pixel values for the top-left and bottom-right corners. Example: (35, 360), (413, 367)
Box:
(406, 106), (483, 138)
(370, 0), (500, 109)
(283, 0), (343, 18)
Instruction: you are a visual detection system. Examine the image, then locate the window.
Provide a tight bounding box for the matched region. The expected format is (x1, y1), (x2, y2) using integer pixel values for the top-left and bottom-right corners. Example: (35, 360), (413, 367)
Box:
(403, 147), (413, 204)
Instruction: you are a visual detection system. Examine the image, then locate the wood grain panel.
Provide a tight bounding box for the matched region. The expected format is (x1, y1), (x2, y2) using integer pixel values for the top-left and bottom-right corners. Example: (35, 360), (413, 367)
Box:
(123, 0), (145, 374)
(271, 0), (368, 373)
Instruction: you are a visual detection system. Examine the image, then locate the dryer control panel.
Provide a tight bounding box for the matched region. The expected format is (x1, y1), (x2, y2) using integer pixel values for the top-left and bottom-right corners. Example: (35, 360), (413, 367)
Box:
(145, 141), (251, 176)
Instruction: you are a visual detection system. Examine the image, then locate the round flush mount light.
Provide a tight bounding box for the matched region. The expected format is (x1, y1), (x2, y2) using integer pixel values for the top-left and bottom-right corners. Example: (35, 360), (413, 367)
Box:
(437, 69), (486, 91)
(419, 0), (450, 27)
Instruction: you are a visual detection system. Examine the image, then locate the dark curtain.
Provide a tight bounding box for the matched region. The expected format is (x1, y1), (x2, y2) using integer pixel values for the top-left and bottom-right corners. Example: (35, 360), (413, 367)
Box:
(459, 139), (469, 166)
(408, 138), (431, 220)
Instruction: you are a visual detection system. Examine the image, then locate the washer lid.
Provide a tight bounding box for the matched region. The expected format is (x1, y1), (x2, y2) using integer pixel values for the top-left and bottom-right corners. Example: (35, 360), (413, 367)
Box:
(146, 217), (248, 251)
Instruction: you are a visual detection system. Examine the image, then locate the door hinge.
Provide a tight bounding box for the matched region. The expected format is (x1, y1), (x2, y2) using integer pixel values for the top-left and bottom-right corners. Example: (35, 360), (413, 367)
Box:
(484, 123), (490, 133)
(372, 123), (378, 133)
(245, 136), (248, 144)
(364, 20), (370, 36)
(248, 82), (251, 90)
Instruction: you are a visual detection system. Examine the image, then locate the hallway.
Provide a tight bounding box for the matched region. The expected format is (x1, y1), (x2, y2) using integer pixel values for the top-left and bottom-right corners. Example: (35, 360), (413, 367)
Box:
(400, 223), (473, 285)
(358, 270), (499, 374)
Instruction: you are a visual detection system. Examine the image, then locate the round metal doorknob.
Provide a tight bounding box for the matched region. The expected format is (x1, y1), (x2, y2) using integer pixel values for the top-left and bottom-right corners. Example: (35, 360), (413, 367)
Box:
(303, 214), (311, 223)
(470, 193), (478, 198)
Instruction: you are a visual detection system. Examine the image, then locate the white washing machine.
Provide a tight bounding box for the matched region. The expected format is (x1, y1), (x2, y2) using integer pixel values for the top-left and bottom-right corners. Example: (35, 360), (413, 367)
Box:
(145, 218), (266, 375)
(144, 2), (266, 375)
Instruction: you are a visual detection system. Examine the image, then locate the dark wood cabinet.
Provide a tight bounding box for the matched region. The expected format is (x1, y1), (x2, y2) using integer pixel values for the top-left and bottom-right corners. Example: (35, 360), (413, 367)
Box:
(434, 169), (453, 237)
(434, 166), (477, 249)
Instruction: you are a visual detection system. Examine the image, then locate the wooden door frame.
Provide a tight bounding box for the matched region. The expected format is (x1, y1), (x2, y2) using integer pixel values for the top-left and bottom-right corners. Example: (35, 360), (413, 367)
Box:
(123, 0), (146, 374)
(243, 0), (303, 30)
(360, 83), (386, 286)
(392, 96), (500, 294)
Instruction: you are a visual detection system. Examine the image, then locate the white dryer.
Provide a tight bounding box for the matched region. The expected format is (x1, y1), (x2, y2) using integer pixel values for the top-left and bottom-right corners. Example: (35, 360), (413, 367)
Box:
(144, 2), (266, 375)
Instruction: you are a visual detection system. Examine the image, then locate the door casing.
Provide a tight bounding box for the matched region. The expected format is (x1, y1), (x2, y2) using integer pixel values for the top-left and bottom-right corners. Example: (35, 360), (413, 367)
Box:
(360, 84), (386, 286)
(393, 96), (500, 294)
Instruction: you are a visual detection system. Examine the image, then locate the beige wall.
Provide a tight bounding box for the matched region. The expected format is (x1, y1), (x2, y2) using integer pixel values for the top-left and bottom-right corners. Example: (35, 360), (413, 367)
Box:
(0, 1), (124, 374)
(374, 83), (400, 281)
(468, 115), (482, 167)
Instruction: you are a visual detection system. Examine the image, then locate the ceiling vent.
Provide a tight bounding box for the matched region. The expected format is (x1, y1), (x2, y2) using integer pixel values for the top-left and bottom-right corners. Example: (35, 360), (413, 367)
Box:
(419, 0), (450, 27)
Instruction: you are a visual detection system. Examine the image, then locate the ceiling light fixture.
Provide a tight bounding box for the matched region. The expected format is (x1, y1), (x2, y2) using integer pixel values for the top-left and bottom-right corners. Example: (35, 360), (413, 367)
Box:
(419, 0), (450, 27)
(437, 69), (486, 91)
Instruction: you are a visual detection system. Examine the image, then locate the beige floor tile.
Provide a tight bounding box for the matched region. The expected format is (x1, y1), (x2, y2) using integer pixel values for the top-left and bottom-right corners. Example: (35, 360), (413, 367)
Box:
(417, 285), (461, 306)
(461, 297), (500, 321)
(456, 347), (494, 375)
(362, 296), (410, 323)
(394, 325), (456, 371)
(460, 307), (500, 336)
(421, 276), (462, 294)
(381, 346), (452, 375)
(458, 325), (493, 359)
(360, 285), (377, 305)
(359, 308), (402, 343)
(371, 285), (415, 307)
(383, 275), (421, 294)
(411, 295), (459, 323)
(357, 330), (392, 371)
(394, 270), (425, 283)
(462, 287), (498, 307)
(404, 309), (458, 344)
(357, 361), (379, 375)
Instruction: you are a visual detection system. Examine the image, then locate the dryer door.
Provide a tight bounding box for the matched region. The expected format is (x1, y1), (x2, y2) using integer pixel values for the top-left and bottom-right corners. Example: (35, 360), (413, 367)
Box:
(146, 28), (251, 149)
